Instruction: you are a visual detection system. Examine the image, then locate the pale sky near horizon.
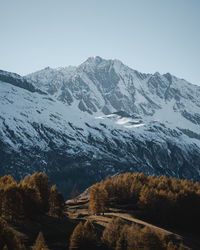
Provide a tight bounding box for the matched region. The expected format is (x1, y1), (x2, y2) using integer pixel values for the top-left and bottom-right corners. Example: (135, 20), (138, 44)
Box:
(0, 0), (200, 85)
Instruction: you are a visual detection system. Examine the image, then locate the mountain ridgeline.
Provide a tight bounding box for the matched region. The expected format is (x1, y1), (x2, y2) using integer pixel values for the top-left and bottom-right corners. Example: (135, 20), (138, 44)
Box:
(0, 56), (200, 197)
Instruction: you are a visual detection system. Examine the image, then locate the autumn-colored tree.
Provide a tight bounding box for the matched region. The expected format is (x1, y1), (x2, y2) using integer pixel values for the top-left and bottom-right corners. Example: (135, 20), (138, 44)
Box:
(103, 221), (179, 250)
(19, 183), (42, 217)
(89, 184), (108, 215)
(139, 226), (165, 250)
(20, 175), (31, 185)
(167, 241), (178, 250)
(69, 220), (98, 250)
(115, 225), (129, 250)
(126, 224), (141, 250)
(126, 225), (167, 250)
(130, 178), (143, 203)
(0, 175), (16, 188)
(0, 172), (66, 220)
(1, 184), (24, 221)
(49, 185), (64, 217)
(33, 231), (49, 250)
(103, 178), (114, 200)
(89, 185), (98, 214)
(29, 172), (50, 213)
(88, 172), (200, 230)
(83, 220), (98, 249)
(97, 186), (108, 215)
(102, 217), (126, 249)
(69, 222), (84, 249)
(0, 175), (17, 212)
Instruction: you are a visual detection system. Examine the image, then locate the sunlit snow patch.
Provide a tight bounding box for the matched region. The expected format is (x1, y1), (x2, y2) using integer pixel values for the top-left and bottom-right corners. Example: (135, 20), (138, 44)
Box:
(95, 114), (116, 119)
(95, 113), (144, 129)
(116, 117), (133, 125)
(124, 123), (145, 128)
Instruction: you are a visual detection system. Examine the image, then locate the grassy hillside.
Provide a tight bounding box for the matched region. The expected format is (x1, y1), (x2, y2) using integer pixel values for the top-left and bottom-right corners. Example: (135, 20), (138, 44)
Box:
(0, 172), (200, 249)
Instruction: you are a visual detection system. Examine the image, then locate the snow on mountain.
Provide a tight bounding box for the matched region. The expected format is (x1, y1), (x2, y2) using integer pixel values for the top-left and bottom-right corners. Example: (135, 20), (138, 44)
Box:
(26, 66), (76, 96)
(0, 57), (200, 197)
(0, 69), (45, 94)
(25, 57), (200, 123)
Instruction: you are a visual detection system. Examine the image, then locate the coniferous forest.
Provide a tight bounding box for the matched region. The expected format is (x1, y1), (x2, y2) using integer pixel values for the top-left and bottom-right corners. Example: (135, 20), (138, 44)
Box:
(89, 173), (200, 229)
(0, 172), (199, 249)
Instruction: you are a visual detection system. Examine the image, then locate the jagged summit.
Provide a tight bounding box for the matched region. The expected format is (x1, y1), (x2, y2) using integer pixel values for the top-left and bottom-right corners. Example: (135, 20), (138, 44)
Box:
(25, 56), (200, 118)
(84, 55), (104, 63)
(82, 56), (124, 66)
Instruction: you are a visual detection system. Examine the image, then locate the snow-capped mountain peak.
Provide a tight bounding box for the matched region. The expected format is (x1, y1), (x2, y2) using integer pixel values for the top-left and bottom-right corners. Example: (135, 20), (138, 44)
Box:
(1, 57), (200, 196)
(25, 56), (200, 132)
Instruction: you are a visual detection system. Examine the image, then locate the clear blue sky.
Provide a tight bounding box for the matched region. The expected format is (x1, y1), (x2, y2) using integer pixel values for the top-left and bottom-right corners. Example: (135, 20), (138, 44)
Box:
(0, 0), (200, 85)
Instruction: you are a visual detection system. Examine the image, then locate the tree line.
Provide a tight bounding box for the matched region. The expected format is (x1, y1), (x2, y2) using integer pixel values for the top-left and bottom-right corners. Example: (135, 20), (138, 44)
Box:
(0, 172), (65, 249)
(89, 172), (200, 230)
(69, 217), (185, 250)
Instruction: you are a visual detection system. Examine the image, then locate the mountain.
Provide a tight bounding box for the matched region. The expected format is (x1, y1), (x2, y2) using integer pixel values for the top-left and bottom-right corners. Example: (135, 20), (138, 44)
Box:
(0, 57), (200, 196)
(0, 69), (47, 95)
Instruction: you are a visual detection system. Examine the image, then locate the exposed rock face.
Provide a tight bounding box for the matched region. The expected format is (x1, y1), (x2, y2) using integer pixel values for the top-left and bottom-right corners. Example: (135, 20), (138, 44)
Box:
(0, 70), (45, 94)
(0, 57), (200, 197)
